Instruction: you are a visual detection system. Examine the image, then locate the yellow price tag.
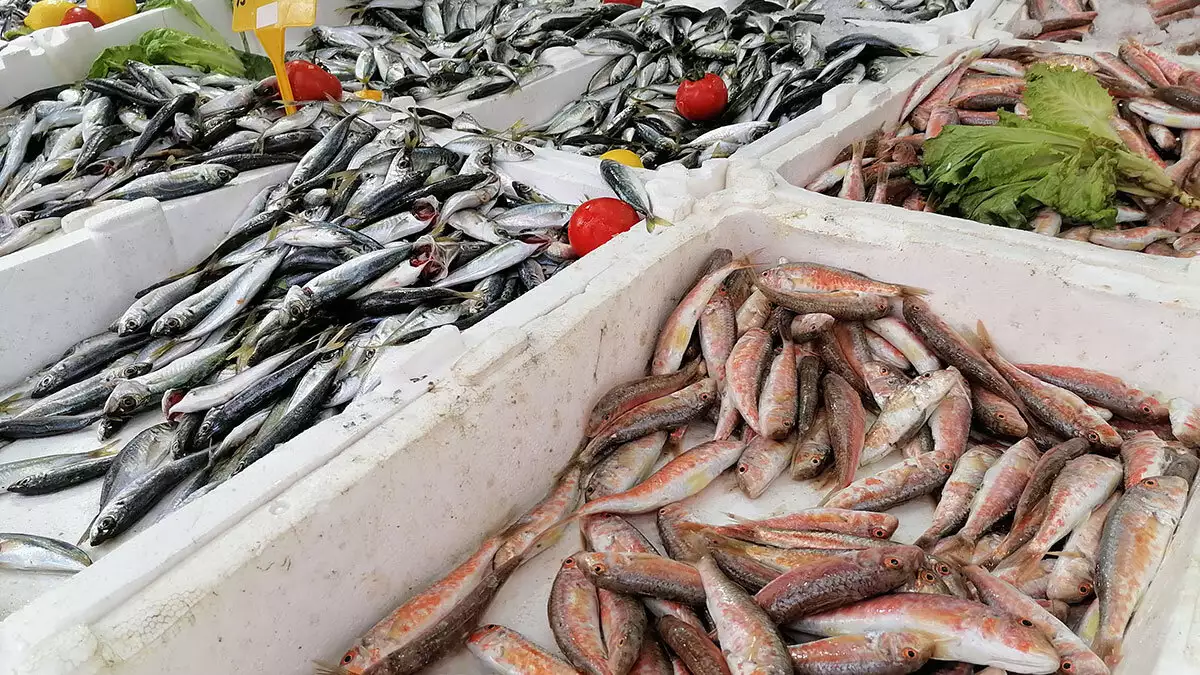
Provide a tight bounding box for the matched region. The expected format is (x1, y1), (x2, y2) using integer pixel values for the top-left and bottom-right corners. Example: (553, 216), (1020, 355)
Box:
(232, 0), (316, 114)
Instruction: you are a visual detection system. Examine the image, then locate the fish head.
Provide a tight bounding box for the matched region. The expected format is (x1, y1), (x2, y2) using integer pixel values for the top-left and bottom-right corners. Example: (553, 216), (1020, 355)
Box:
(321, 641), (371, 675)
(1079, 422), (1123, 450)
(971, 612), (1060, 673)
(281, 287), (313, 325)
(1133, 392), (1169, 423)
(899, 565), (952, 595)
(756, 266), (795, 292)
(89, 509), (123, 546)
(154, 308), (194, 337)
(1132, 475), (1189, 512)
(119, 311), (149, 336)
(1056, 642), (1110, 675)
(411, 198), (439, 223)
(32, 371), (64, 397)
(119, 362), (154, 380)
(104, 380), (152, 416)
(875, 631), (936, 670)
(861, 544), (926, 577)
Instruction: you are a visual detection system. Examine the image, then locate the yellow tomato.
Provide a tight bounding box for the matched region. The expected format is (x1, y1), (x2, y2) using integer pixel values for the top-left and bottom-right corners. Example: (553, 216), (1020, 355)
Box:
(86, 0), (136, 24)
(24, 0), (75, 29)
(599, 149), (644, 168)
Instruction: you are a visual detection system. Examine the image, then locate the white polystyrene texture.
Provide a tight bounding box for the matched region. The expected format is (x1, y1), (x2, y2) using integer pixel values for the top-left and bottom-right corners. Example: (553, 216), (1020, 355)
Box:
(0, 147), (701, 659)
(7, 183), (1200, 675)
(737, 39), (1200, 283)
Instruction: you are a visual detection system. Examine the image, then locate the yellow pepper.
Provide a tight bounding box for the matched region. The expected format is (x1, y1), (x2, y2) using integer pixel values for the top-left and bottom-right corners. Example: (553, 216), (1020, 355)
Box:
(24, 0), (75, 29)
(599, 149), (644, 168)
(86, 0), (137, 25)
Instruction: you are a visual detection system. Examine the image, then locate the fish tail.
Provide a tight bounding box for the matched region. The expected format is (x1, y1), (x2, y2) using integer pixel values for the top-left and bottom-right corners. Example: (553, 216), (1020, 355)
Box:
(911, 530), (937, 550)
(1005, 547), (1045, 584)
(645, 215), (672, 232)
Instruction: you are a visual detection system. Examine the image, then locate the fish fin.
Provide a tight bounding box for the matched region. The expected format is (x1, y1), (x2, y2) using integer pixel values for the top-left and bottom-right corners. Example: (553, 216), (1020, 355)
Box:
(1005, 548), (1046, 585)
(974, 320), (997, 358)
(311, 661), (351, 675)
(89, 439), (123, 458)
(897, 283), (931, 296)
(0, 391), (26, 414)
(645, 215), (672, 232)
(815, 483), (842, 506)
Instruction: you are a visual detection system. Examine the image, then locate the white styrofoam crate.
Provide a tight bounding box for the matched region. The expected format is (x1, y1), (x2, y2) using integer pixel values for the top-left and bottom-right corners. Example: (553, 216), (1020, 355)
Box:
(8, 177), (1199, 675)
(733, 38), (1200, 283)
(0, 147), (699, 646)
(0, 8), (197, 109)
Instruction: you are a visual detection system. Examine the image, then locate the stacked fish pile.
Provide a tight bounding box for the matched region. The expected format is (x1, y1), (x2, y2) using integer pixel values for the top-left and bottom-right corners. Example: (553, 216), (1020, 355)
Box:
(0, 62), (326, 257)
(0, 113), (583, 551)
(1016, 0), (1199, 41)
(505, 7), (911, 168)
(292, 0), (628, 99)
(805, 41), (1200, 256)
(323, 250), (1199, 675)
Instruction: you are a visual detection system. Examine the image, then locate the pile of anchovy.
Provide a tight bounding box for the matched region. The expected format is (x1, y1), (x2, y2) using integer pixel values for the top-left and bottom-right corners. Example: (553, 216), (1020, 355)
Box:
(511, 8), (914, 168)
(0, 111), (585, 550)
(292, 0), (627, 98)
(321, 250), (1199, 675)
(0, 62), (329, 257)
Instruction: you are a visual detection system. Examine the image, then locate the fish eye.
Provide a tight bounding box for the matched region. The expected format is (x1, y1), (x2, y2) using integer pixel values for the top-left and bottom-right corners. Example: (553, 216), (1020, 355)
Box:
(1062, 660), (1074, 671)
(902, 648), (919, 660)
(872, 527), (888, 538)
(996, 412), (1007, 420)
(885, 557), (902, 568)
(737, 464), (748, 473)
(1080, 582), (1092, 595)
(923, 572), (936, 582)
(699, 392), (712, 401)
(1019, 619), (1034, 627)
(342, 653), (354, 664)
(592, 564), (606, 575)
(940, 462), (953, 472)
(1144, 478), (1158, 487)
(936, 563), (951, 576)
(810, 457), (821, 464)
(362, 348), (376, 360)
(1142, 404), (1154, 414)
(1086, 431), (1100, 443)
(120, 396), (138, 411)
(98, 515), (116, 532)
(563, 557), (574, 566)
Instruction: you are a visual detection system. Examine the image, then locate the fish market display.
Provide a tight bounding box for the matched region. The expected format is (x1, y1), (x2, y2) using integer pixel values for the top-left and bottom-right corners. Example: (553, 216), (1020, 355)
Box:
(322, 250), (1196, 674)
(804, 40), (1200, 257)
(0, 62), (324, 258)
(0, 112), (582, 550)
(487, 5), (914, 169)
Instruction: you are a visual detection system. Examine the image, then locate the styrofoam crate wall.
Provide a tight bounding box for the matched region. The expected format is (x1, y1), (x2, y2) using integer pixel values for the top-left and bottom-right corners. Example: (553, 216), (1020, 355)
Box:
(9, 183), (1199, 674)
(731, 39), (1200, 284)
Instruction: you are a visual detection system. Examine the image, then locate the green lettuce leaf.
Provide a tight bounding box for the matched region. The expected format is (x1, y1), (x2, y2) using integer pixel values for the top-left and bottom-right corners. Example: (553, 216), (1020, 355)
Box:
(88, 45), (150, 78)
(139, 28), (245, 75)
(914, 67), (1200, 228)
(1023, 64), (1121, 143)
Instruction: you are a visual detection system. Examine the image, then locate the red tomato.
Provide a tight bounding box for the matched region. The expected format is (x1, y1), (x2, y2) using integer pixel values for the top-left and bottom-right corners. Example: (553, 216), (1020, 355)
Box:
(284, 60), (343, 102)
(603, 0), (643, 6)
(568, 198), (640, 256)
(60, 6), (104, 26)
(675, 73), (728, 122)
